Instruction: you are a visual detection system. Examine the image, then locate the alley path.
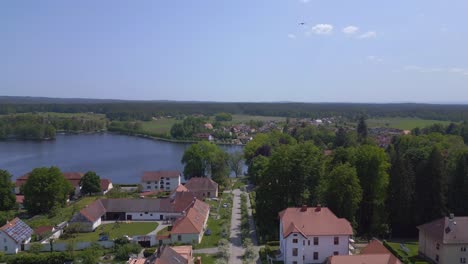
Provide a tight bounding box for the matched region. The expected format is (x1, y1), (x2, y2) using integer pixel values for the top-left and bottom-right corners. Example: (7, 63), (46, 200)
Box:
(229, 189), (244, 264)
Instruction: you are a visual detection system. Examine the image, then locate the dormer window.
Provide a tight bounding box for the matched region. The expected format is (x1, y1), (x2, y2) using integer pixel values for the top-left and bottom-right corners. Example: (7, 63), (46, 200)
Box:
(436, 243), (440, 250)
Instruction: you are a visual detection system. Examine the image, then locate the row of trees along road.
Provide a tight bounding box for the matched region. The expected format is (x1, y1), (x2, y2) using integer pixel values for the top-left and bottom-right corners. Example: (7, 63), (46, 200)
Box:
(246, 118), (468, 242)
(0, 167), (103, 220)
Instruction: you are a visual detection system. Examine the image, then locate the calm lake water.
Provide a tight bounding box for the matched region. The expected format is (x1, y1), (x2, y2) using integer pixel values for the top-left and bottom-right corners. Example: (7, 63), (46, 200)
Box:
(0, 133), (244, 183)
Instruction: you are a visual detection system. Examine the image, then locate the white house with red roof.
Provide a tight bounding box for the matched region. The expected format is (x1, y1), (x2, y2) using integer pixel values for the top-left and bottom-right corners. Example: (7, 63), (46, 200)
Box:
(278, 205), (353, 264)
(141, 171), (181, 192)
(417, 214), (468, 264)
(0, 218), (33, 254)
(184, 177), (218, 199)
(327, 239), (401, 264)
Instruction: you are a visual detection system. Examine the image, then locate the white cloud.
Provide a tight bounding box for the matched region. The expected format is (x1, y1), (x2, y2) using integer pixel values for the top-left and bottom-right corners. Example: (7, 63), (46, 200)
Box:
(358, 31), (377, 39)
(310, 24), (334, 35)
(404, 65), (468, 76)
(287, 34), (297, 39)
(342, 26), (359, 35)
(366, 55), (383, 63)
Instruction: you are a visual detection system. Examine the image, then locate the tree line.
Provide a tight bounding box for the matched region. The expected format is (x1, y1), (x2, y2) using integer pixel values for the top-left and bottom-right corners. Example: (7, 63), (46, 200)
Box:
(246, 120), (468, 242)
(2, 100), (468, 121)
(0, 114), (106, 140)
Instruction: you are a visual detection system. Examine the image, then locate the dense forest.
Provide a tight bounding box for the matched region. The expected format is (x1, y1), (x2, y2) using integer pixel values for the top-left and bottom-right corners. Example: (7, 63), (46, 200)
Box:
(0, 114), (106, 140)
(1, 97), (468, 121)
(246, 121), (468, 242)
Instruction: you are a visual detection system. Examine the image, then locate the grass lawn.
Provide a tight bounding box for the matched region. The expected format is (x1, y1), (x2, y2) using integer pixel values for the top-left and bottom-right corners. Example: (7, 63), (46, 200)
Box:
(195, 193), (233, 249)
(25, 196), (102, 229)
(366, 117), (453, 130)
(59, 222), (158, 242)
(194, 253), (217, 264)
(232, 177), (248, 190)
(385, 241), (429, 264)
(140, 118), (178, 135)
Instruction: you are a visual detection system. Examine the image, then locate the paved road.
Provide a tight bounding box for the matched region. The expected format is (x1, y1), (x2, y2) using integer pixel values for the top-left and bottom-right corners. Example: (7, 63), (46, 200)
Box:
(229, 189), (245, 264)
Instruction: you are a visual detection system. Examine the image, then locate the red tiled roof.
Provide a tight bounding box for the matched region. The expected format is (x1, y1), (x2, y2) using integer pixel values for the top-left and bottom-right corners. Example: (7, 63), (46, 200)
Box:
(16, 195), (24, 204)
(417, 216), (468, 244)
(78, 200), (107, 222)
(15, 172), (83, 187)
(142, 171), (180, 182)
(327, 240), (401, 264)
(34, 226), (54, 236)
(174, 184), (189, 193)
(171, 200), (210, 234)
(278, 207), (353, 237)
(100, 179), (112, 191)
(155, 245), (193, 264)
(184, 177), (218, 192)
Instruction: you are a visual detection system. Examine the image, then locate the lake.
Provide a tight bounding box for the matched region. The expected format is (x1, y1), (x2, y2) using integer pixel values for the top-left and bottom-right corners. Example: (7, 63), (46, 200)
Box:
(0, 133), (244, 183)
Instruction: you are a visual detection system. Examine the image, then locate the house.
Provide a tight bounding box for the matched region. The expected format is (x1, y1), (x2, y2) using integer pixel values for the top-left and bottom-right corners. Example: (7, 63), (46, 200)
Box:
(128, 245), (201, 264)
(70, 191), (210, 244)
(0, 218), (33, 254)
(100, 178), (113, 195)
(184, 177), (218, 199)
(33, 226), (55, 241)
(15, 172), (84, 196)
(326, 239), (401, 264)
(194, 133), (214, 141)
(141, 171), (181, 192)
(417, 214), (468, 264)
(15, 195), (24, 209)
(170, 200), (210, 244)
(278, 205), (353, 264)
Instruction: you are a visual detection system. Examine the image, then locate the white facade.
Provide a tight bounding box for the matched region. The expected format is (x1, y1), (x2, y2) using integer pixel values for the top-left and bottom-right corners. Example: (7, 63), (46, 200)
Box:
(279, 221), (350, 264)
(125, 212), (182, 221)
(142, 175), (181, 192)
(419, 230), (468, 264)
(0, 230), (31, 255)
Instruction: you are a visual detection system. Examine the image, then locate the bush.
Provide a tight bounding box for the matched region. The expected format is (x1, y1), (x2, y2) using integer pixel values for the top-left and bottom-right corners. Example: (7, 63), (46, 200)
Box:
(115, 243), (142, 260)
(143, 248), (156, 257)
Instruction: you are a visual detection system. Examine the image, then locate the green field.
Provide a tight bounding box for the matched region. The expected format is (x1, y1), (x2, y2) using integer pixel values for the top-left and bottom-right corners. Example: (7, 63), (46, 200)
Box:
(25, 196), (102, 229)
(140, 118), (178, 135)
(228, 114), (286, 124)
(59, 222), (158, 242)
(366, 117), (452, 130)
(385, 241), (429, 264)
(194, 253), (217, 264)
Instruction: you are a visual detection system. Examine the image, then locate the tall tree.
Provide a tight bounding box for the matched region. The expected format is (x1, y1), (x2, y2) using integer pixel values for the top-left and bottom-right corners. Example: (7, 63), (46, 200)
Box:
(449, 150), (468, 215)
(23, 167), (73, 215)
(80, 171), (101, 195)
(0, 170), (16, 211)
(228, 151), (244, 177)
(354, 145), (390, 236)
(319, 163), (362, 227)
(356, 116), (368, 143)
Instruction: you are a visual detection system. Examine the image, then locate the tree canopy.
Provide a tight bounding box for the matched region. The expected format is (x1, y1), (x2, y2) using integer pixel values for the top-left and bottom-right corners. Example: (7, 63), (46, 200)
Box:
(0, 170), (16, 211)
(23, 167), (73, 215)
(80, 171), (101, 195)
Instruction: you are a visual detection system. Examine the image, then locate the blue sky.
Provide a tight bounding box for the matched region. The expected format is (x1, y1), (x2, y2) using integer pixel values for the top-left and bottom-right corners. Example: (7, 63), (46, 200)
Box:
(1, 0), (467, 102)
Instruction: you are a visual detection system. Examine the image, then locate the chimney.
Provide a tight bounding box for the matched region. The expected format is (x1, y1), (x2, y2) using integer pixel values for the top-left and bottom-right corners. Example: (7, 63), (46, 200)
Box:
(300, 205), (307, 212)
(315, 204), (322, 212)
(195, 256), (202, 264)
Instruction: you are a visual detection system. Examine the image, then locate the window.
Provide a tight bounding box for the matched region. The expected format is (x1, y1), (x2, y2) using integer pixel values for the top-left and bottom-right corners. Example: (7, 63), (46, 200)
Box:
(293, 239), (298, 244)
(166, 182), (170, 185)
(333, 251), (339, 255)
(334, 237), (339, 245)
(314, 237), (319, 245)
(303, 240), (305, 246)
(462, 246), (467, 252)
(4, 246), (7, 251)
(436, 255), (439, 262)
(145, 212), (148, 214)
(292, 248), (298, 256)
(308, 240), (310, 246)
(436, 243), (440, 250)
(147, 186), (151, 189)
(461, 258), (466, 264)
(292, 262), (297, 264)
(140, 214), (143, 216)
(178, 235), (182, 241)
(147, 181), (150, 184)
(166, 177), (170, 180)
(208, 192), (211, 196)
(313, 252), (318, 260)
(150, 214), (153, 216)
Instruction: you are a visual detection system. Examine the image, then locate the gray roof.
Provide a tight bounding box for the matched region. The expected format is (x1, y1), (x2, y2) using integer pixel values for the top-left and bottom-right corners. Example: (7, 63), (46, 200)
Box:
(417, 216), (468, 244)
(0, 218), (33, 243)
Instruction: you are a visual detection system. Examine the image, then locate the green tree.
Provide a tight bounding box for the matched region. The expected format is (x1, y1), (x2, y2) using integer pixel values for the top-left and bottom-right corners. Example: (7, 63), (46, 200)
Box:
(319, 163), (362, 227)
(228, 151), (244, 177)
(181, 141), (229, 185)
(247, 155), (269, 185)
(354, 145), (390, 236)
(449, 149), (468, 215)
(356, 116), (368, 143)
(0, 170), (16, 211)
(215, 112), (233, 122)
(23, 167), (73, 215)
(80, 171), (101, 195)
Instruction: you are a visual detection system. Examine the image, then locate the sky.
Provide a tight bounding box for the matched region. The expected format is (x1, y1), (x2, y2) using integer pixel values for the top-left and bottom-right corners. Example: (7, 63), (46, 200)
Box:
(1, 0), (468, 103)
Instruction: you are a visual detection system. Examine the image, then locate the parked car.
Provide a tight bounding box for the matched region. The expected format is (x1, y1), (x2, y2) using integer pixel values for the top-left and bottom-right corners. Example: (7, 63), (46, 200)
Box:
(223, 203), (229, 208)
